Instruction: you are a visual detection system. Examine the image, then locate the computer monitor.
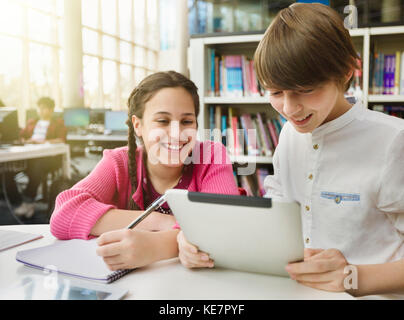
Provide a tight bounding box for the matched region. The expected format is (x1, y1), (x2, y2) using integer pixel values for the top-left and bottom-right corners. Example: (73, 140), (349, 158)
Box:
(63, 108), (90, 128)
(90, 108), (109, 125)
(0, 107), (20, 144)
(104, 111), (128, 132)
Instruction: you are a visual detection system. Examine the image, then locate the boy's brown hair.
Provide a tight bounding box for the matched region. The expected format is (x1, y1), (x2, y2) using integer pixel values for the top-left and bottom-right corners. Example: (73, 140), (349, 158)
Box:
(37, 97), (55, 109)
(254, 3), (359, 92)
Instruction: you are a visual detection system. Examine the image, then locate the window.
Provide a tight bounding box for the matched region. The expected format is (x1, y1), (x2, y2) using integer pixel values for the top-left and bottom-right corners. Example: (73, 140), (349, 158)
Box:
(0, 0), (160, 121)
(82, 0), (159, 110)
(0, 0), (62, 124)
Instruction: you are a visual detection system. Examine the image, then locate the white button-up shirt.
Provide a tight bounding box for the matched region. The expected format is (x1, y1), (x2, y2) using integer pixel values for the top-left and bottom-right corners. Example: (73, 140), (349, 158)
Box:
(264, 100), (404, 265)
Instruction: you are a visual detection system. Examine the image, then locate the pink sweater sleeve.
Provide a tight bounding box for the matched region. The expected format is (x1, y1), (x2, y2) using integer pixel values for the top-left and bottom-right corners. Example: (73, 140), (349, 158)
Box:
(197, 141), (239, 195)
(50, 149), (124, 240)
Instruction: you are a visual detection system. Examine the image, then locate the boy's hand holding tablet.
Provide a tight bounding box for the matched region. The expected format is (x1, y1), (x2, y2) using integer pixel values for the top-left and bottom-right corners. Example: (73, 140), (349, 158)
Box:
(286, 248), (349, 292)
(177, 231), (214, 269)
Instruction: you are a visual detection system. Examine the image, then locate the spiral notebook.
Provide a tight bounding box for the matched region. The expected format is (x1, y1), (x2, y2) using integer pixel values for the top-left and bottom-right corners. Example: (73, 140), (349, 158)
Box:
(16, 239), (133, 283)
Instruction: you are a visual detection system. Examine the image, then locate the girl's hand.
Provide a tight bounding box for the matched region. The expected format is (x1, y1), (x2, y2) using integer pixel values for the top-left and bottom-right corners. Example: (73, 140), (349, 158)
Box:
(285, 248), (350, 292)
(96, 229), (157, 271)
(177, 231), (214, 269)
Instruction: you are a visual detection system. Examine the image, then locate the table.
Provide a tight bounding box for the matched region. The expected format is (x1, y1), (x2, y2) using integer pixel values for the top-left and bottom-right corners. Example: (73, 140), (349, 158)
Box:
(67, 133), (127, 143)
(67, 134), (126, 156)
(0, 224), (360, 300)
(0, 143), (71, 179)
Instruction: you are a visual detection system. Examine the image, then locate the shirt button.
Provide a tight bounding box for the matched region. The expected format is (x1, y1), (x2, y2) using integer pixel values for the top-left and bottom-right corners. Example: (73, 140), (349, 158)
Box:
(305, 237), (310, 244)
(308, 174), (313, 180)
(305, 205), (310, 211)
(313, 144), (319, 150)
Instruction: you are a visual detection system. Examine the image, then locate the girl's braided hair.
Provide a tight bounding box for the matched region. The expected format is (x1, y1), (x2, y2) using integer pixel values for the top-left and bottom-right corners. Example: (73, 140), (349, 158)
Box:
(126, 71), (200, 210)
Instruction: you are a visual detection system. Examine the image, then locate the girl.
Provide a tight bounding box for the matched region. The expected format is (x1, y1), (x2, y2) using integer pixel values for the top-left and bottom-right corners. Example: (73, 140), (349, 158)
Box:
(184, 3), (404, 298)
(50, 71), (239, 271)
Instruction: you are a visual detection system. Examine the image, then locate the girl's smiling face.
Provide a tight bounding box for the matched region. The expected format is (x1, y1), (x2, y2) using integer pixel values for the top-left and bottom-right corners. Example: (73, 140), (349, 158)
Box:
(268, 81), (350, 134)
(132, 87), (197, 167)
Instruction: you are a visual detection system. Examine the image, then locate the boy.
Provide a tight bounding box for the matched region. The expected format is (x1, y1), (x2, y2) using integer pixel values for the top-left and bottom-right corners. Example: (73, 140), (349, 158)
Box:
(253, 3), (404, 297)
(7, 97), (66, 218)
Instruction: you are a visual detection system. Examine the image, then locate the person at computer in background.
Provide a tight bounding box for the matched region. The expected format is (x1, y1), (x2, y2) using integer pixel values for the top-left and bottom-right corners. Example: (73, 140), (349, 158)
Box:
(49, 71), (238, 271)
(8, 97), (67, 218)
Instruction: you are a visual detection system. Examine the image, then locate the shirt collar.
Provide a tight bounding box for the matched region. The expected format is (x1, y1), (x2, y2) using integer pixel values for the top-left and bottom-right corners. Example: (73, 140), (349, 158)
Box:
(311, 99), (364, 138)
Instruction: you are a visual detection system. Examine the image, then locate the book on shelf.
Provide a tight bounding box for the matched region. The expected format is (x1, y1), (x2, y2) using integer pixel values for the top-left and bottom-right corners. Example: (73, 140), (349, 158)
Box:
(240, 175), (254, 196)
(401, 52), (404, 95)
(256, 113), (274, 156)
(221, 115), (227, 146)
(347, 56), (363, 100)
(215, 105), (221, 131)
(371, 104), (404, 118)
(266, 119), (279, 148)
(234, 167), (270, 197)
(371, 51), (404, 95)
(208, 106), (285, 157)
(207, 52), (266, 97)
(256, 167), (269, 197)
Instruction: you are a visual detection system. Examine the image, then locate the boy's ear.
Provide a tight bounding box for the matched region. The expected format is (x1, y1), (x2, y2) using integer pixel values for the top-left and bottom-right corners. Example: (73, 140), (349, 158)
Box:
(131, 115), (142, 137)
(344, 69), (354, 84)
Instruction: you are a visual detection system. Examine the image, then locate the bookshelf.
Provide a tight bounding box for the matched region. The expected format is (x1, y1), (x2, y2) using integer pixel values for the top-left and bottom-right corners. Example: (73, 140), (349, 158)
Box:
(188, 26), (404, 195)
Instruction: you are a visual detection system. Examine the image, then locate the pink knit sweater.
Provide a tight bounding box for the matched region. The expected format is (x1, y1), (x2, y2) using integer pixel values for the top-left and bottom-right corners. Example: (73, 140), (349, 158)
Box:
(50, 141), (239, 240)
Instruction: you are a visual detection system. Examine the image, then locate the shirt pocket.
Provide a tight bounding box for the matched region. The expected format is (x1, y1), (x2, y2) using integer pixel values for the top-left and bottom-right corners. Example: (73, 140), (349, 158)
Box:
(319, 190), (362, 207)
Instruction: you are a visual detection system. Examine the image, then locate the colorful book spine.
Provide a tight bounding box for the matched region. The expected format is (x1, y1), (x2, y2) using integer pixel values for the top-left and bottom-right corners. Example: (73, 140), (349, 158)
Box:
(379, 53), (385, 94)
(214, 56), (220, 96)
(231, 116), (241, 156)
(394, 51), (401, 95)
(241, 56), (249, 97)
(239, 114), (249, 150)
(256, 167), (269, 197)
(272, 118), (282, 136)
(383, 55), (390, 95)
(390, 55), (396, 95)
(401, 52), (404, 95)
(240, 176), (253, 196)
(215, 105), (221, 131)
(256, 113), (273, 156)
(267, 120), (279, 148)
(210, 49), (215, 97)
(372, 53), (379, 94)
(221, 115), (227, 146)
(209, 106), (215, 137)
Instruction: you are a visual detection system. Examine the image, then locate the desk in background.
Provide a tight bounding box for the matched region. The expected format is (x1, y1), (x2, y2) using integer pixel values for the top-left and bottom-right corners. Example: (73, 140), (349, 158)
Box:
(67, 133), (127, 156)
(0, 224), (357, 300)
(67, 133), (127, 142)
(0, 143), (71, 179)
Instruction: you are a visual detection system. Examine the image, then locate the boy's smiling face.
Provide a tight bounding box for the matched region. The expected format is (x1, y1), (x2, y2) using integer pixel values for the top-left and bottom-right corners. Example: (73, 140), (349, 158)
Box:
(268, 81), (352, 134)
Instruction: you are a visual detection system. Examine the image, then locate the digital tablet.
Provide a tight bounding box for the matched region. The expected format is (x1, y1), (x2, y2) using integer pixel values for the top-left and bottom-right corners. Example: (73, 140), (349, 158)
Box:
(165, 189), (304, 277)
(0, 275), (128, 300)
